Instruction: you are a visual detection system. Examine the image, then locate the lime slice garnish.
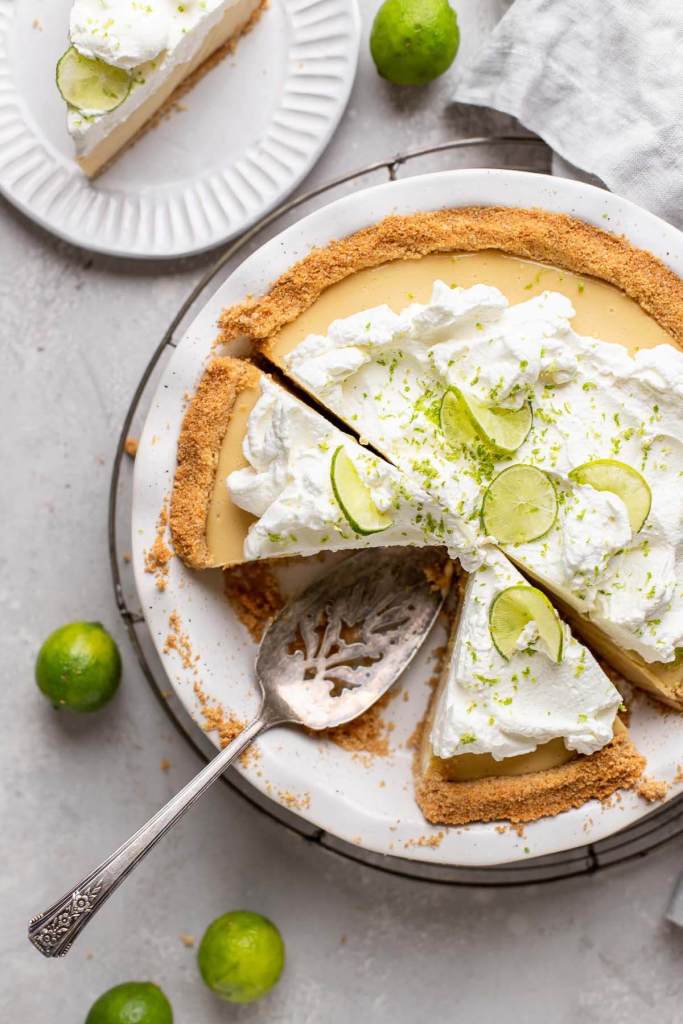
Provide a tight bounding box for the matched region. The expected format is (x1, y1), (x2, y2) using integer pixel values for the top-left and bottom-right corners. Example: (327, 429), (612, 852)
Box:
(481, 464), (558, 544)
(568, 458), (651, 533)
(56, 46), (131, 113)
(440, 388), (532, 455)
(330, 447), (393, 535)
(489, 584), (564, 662)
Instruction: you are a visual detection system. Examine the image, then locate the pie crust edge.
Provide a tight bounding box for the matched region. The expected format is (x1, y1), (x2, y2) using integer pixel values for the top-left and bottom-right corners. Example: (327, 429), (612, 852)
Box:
(170, 356), (260, 569)
(216, 206), (683, 348)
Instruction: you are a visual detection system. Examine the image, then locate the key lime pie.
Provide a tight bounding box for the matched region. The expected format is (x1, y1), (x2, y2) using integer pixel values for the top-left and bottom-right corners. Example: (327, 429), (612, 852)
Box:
(58, 0), (266, 176)
(172, 206), (683, 825)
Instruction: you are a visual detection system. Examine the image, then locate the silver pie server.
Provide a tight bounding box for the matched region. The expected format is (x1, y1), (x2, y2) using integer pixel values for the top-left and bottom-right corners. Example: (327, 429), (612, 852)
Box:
(28, 547), (448, 957)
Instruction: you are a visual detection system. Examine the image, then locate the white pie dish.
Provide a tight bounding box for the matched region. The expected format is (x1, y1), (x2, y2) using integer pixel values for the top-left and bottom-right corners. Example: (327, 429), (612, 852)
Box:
(0, 0), (359, 258)
(132, 168), (683, 866)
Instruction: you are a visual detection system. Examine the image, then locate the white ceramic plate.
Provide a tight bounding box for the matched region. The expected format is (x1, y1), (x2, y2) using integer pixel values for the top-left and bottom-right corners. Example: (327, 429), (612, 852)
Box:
(133, 169), (683, 866)
(0, 0), (359, 258)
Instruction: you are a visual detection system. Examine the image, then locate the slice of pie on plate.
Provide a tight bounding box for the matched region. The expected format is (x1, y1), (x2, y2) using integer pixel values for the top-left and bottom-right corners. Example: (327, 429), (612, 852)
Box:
(169, 356), (478, 571)
(217, 208), (683, 711)
(58, 0), (266, 176)
(414, 548), (644, 825)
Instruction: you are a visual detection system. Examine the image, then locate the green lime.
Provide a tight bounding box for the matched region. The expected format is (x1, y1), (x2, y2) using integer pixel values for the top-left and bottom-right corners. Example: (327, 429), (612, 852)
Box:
(489, 584), (563, 663)
(85, 982), (173, 1024)
(330, 446), (393, 535)
(481, 464), (558, 545)
(569, 458), (651, 533)
(198, 910), (285, 1004)
(35, 621), (121, 712)
(440, 388), (532, 455)
(56, 46), (131, 113)
(370, 0), (460, 86)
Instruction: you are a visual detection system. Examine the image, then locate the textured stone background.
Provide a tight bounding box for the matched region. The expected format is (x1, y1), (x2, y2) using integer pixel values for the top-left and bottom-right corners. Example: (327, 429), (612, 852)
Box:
(2, 1), (682, 1020)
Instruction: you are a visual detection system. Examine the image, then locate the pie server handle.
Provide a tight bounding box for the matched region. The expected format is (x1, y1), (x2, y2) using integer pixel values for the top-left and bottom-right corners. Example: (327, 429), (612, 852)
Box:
(27, 711), (272, 957)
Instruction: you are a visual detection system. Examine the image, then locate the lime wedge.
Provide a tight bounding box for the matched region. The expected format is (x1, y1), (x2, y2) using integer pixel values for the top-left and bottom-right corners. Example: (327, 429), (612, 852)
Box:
(330, 447), (393, 535)
(568, 458), (651, 533)
(440, 388), (532, 455)
(56, 46), (131, 113)
(489, 584), (563, 662)
(481, 464), (557, 544)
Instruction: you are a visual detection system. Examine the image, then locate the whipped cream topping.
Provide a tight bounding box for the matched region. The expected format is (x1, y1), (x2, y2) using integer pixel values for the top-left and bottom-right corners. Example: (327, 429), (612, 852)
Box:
(227, 377), (478, 565)
(67, 0), (247, 153)
(285, 282), (683, 664)
(430, 548), (622, 761)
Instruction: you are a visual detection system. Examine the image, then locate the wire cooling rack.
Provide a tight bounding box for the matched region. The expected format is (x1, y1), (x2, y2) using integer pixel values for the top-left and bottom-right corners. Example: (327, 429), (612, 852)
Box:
(109, 136), (683, 885)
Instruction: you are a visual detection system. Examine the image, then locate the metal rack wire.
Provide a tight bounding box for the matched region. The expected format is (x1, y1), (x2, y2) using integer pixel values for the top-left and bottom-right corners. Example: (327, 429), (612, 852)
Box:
(108, 136), (683, 885)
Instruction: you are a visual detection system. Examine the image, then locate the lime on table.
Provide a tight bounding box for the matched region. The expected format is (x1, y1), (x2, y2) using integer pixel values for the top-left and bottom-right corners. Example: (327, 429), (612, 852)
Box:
(569, 458), (651, 533)
(440, 387), (532, 455)
(370, 0), (460, 86)
(35, 621), (121, 712)
(57, 46), (131, 113)
(331, 446), (393, 535)
(489, 584), (564, 663)
(85, 982), (172, 1024)
(481, 464), (558, 545)
(198, 910), (285, 1004)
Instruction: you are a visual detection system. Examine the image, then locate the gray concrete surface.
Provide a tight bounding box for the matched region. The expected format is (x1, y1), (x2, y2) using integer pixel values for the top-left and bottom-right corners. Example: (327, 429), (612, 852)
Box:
(2, 1), (682, 1020)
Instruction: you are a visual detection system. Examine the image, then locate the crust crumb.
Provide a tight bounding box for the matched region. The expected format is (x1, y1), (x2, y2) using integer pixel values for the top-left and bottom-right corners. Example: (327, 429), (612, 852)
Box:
(179, 933), (195, 948)
(324, 691), (394, 756)
(164, 610), (196, 669)
(160, 758), (171, 772)
(423, 558), (453, 594)
(276, 788), (311, 811)
(124, 436), (138, 457)
(223, 561), (285, 642)
(404, 831), (445, 849)
(201, 703), (245, 748)
(145, 498), (173, 590)
(636, 776), (670, 802)
(674, 765), (683, 784)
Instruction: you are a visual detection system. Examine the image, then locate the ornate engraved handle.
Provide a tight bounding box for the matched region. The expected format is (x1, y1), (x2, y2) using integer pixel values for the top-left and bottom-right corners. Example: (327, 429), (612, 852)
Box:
(28, 714), (270, 957)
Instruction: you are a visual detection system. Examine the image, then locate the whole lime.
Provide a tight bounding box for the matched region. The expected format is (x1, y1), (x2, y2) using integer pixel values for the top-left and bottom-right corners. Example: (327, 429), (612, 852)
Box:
(85, 982), (173, 1024)
(35, 621), (121, 712)
(198, 910), (285, 1004)
(370, 0), (460, 86)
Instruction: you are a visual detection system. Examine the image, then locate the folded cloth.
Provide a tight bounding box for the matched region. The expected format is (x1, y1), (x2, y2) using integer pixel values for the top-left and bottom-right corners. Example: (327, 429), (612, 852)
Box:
(452, 0), (683, 228)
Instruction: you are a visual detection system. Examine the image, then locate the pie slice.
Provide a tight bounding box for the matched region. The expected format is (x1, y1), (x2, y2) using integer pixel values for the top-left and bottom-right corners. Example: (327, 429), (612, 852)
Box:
(414, 548), (644, 825)
(60, 0), (266, 177)
(170, 357), (477, 570)
(217, 208), (683, 711)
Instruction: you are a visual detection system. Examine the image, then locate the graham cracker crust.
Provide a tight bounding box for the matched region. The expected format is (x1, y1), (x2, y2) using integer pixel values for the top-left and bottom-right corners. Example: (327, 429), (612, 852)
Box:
(415, 730), (645, 826)
(170, 356), (260, 569)
(216, 207), (683, 347)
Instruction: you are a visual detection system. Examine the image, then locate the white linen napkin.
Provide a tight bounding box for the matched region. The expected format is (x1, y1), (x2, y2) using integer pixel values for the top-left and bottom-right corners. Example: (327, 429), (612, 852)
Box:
(452, 0), (683, 228)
